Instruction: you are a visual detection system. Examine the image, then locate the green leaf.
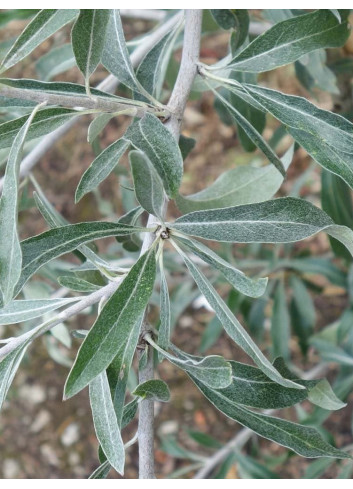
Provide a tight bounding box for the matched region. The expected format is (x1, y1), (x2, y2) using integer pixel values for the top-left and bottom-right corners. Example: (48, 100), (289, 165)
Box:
(35, 43), (75, 81)
(233, 451), (280, 479)
(213, 89), (285, 176)
(89, 461), (111, 479)
(64, 247), (156, 399)
(171, 241), (303, 390)
(243, 84), (353, 190)
(0, 345), (27, 410)
(174, 235), (267, 298)
(71, 10), (110, 94)
(0, 108), (83, 150)
(89, 371), (124, 475)
(308, 379), (346, 411)
(75, 139), (129, 202)
(295, 50), (338, 95)
(191, 376), (350, 459)
(58, 276), (100, 293)
(172, 197), (353, 257)
(16, 221), (145, 297)
(133, 379), (170, 402)
(87, 113), (116, 143)
(130, 150), (165, 219)
(271, 282), (290, 361)
(148, 337), (232, 390)
(158, 253), (171, 360)
(0, 103), (41, 304)
(0, 9), (78, 72)
(290, 276), (315, 356)
(0, 297), (81, 325)
(224, 10), (349, 72)
(176, 145), (293, 212)
(0, 10), (39, 28)
(121, 398), (138, 429)
(101, 10), (145, 94)
(124, 113), (183, 198)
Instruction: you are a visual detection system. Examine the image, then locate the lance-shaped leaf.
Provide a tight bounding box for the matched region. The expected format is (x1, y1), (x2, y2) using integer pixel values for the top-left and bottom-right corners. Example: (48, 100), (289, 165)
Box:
(71, 10), (110, 94)
(58, 276), (100, 293)
(191, 375), (350, 459)
(101, 10), (146, 95)
(0, 103), (41, 305)
(158, 253), (171, 359)
(176, 145), (294, 212)
(89, 371), (124, 475)
(271, 283), (290, 360)
(223, 9), (349, 73)
(64, 248), (156, 399)
(75, 139), (130, 202)
(0, 108), (84, 150)
(35, 43), (75, 81)
(174, 235), (267, 298)
(242, 84), (353, 189)
(136, 20), (181, 100)
(0, 9), (78, 72)
(124, 113), (183, 198)
(171, 240), (303, 390)
(213, 89), (285, 176)
(0, 345), (27, 411)
(15, 221), (146, 297)
(0, 297), (81, 325)
(147, 336), (232, 390)
(88, 113), (116, 143)
(133, 379), (170, 402)
(308, 379), (346, 411)
(172, 197), (353, 257)
(130, 150), (165, 219)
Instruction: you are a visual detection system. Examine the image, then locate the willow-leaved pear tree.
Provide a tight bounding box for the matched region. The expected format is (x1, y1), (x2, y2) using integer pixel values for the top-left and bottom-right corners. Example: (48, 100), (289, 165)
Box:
(0, 8), (352, 479)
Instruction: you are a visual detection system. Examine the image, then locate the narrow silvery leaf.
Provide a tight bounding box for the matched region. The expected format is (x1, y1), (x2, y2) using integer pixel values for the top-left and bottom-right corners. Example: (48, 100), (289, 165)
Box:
(0, 108), (83, 150)
(243, 84), (353, 189)
(136, 21), (181, 100)
(64, 247), (156, 399)
(0, 346), (27, 410)
(16, 221), (146, 297)
(0, 103), (41, 304)
(88, 113), (116, 143)
(191, 376), (350, 459)
(308, 379), (346, 411)
(0, 9), (78, 72)
(133, 379), (170, 402)
(148, 336), (232, 390)
(176, 145), (294, 212)
(58, 276), (100, 293)
(89, 371), (125, 475)
(89, 461), (111, 479)
(171, 240), (303, 390)
(124, 113), (183, 198)
(75, 139), (129, 202)
(35, 43), (75, 81)
(71, 10), (110, 94)
(0, 297), (81, 325)
(271, 283), (290, 360)
(108, 312), (144, 426)
(130, 150), (165, 219)
(158, 253), (171, 360)
(174, 235), (267, 298)
(172, 197), (353, 257)
(121, 398), (138, 429)
(224, 10), (349, 72)
(213, 89), (285, 176)
(101, 10), (146, 94)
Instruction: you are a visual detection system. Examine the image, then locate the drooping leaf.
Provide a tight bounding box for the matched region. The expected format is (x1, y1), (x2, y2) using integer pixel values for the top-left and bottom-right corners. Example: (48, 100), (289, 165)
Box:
(172, 197), (353, 257)
(133, 379), (170, 402)
(130, 150), (165, 219)
(191, 376), (350, 459)
(176, 145), (294, 212)
(0, 297), (81, 325)
(0, 9), (78, 72)
(89, 371), (124, 475)
(0, 108), (84, 150)
(124, 113), (183, 197)
(0, 103), (41, 304)
(75, 139), (129, 202)
(308, 379), (346, 411)
(0, 345), (27, 410)
(242, 84), (353, 190)
(16, 221), (146, 297)
(71, 10), (110, 94)
(158, 253), (171, 360)
(174, 235), (267, 298)
(223, 10), (349, 72)
(171, 240), (303, 390)
(64, 247), (156, 399)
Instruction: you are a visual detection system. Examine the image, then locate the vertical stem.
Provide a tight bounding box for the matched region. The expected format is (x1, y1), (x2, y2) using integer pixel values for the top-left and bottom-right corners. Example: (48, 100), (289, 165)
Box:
(137, 9), (202, 479)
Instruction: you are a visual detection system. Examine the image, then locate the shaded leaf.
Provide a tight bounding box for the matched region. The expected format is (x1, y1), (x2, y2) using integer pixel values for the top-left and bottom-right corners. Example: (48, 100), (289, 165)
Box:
(133, 379), (170, 402)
